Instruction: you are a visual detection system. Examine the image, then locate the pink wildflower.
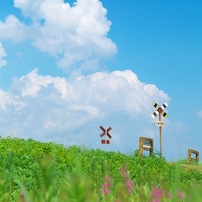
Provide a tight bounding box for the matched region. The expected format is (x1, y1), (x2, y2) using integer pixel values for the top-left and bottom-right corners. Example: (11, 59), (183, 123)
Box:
(102, 183), (111, 189)
(125, 180), (134, 193)
(178, 191), (184, 199)
(120, 165), (134, 194)
(102, 175), (112, 195)
(20, 191), (26, 202)
(152, 187), (163, 199)
(102, 188), (110, 195)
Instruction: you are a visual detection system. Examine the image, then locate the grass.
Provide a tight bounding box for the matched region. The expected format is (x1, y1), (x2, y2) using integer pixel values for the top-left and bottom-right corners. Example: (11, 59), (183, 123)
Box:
(0, 136), (202, 201)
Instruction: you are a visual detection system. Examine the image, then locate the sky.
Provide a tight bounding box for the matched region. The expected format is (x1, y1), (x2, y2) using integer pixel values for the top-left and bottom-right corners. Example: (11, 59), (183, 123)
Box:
(0, 0), (202, 161)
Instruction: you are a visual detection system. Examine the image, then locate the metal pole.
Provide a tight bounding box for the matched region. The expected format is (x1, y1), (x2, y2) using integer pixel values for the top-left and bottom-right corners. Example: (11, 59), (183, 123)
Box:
(105, 129), (107, 152)
(159, 113), (162, 157)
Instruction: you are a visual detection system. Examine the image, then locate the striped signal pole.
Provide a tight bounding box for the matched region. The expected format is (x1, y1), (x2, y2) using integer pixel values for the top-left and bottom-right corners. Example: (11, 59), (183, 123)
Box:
(151, 102), (168, 157)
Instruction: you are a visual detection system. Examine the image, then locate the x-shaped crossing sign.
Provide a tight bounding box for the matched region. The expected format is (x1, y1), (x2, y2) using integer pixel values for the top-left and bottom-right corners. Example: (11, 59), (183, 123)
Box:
(100, 126), (112, 139)
(151, 101), (168, 158)
(151, 102), (168, 119)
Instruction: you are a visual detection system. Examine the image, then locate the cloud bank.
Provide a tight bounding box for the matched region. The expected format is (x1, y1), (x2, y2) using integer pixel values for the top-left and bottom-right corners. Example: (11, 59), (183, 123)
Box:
(0, 0), (117, 72)
(0, 69), (170, 151)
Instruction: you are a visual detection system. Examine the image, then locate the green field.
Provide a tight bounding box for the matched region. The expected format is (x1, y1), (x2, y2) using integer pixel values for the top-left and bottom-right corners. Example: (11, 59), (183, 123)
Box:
(0, 136), (202, 201)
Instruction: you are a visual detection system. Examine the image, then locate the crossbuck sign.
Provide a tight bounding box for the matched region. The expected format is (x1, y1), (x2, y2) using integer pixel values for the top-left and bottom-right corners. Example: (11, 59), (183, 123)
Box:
(151, 102), (168, 157)
(100, 126), (112, 151)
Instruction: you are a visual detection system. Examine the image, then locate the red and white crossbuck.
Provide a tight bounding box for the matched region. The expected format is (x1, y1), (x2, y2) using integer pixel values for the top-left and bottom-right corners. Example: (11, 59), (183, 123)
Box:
(100, 126), (112, 151)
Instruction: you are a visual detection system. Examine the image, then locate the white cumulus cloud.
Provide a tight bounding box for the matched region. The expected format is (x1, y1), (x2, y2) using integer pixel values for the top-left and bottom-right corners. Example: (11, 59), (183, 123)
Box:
(0, 42), (7, 68)
(197, 110), (202, 119)
(166, 120), (190, 135)
(0, 0), (117, 72)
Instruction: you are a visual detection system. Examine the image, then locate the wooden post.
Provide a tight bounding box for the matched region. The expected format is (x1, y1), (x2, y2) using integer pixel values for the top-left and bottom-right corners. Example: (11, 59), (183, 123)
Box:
(138, 137), (143, 157)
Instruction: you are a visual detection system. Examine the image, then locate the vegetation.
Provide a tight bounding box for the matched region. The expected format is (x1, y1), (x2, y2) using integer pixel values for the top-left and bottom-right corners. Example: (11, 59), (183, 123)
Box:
(0, 136), (202, 201)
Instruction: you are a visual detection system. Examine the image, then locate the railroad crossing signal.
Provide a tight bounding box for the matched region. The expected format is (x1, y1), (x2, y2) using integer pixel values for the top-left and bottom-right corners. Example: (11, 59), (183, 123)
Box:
(151, 102), (168, 119)
(101, 139), (110, 144)
(151, 102), (168, 158)
(100, 126), (112, 151)
(100, 126), (112, 139)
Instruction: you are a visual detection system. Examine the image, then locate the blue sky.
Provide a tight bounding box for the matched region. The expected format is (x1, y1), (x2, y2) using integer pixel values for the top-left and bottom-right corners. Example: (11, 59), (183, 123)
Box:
(0, 0), (202, 161)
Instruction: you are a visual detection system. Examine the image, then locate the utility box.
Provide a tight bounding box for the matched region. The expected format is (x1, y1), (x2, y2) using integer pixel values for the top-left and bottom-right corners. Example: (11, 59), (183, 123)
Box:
(188, 149), (199, 164)
(138, 137), (154, 157)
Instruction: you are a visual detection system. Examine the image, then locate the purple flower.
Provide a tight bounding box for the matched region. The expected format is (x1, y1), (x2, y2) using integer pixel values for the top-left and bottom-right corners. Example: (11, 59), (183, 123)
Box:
(20, 191), (25, 197)
(102, 183), (111, 189)
(125, 180), (134, 193)
(178, 191), (184, 199)
(20, 191), (26, 202)
(102, 175), (113, 195)
(102, 189), (110, 195)
(152, 187), (163, 199)
(120, 165), (134, 194)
